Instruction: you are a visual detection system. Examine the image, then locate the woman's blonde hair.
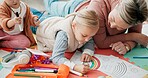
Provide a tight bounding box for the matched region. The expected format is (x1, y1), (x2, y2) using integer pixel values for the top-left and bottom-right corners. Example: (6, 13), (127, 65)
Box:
(66, 9), (99, 29)
(118, 0), (148, 25)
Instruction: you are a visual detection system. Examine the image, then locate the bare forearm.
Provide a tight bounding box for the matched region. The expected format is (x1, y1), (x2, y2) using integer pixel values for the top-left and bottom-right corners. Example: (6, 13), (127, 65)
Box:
(125, 33), (148, 47)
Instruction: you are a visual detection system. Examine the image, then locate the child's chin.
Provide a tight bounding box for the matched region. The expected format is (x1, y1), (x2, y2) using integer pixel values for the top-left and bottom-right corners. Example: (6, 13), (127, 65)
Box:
(78, 42), (84, 44)
(12, 6), (19, 8)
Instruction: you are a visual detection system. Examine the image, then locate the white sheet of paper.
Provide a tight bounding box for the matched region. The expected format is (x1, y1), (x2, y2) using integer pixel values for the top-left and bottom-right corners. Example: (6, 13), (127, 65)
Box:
(70, 51), (148, 78)
(0, 50), (10, 58)
(26, 48), (50, 57)
(95, 54), (148, 78)
(0, 50), (13, 78)
(0, 67), (13, 78)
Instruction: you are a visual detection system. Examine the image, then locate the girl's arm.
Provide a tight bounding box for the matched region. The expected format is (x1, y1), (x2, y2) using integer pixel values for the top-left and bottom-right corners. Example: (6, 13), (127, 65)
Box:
(80, 38), (95, 62)
(81, 38), (95, 56)
(50, 31), (76, 69)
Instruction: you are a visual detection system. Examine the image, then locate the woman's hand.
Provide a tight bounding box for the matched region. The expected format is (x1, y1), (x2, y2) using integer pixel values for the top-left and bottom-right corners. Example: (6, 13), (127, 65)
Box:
(110, 41), (128, 55)
(81, 53), (92, 62)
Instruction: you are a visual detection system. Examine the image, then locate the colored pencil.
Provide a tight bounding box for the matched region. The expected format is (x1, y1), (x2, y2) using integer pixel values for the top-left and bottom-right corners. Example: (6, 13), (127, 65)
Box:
(133, 56), (148, 59)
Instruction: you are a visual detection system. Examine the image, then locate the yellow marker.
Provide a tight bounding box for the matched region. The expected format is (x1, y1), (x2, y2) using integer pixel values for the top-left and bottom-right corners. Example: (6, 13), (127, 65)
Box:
(98, 76), (105, 78)
(70, 70), (83, 76)
(143, 74), (148, 78)
(106, 76), (112, 78)
(0, 58), (2, 62)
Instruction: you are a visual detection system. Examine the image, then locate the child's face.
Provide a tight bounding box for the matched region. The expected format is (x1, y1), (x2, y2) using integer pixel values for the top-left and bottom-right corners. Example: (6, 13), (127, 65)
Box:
(72, 22), (98, 44)
(5, 0), (20, 8)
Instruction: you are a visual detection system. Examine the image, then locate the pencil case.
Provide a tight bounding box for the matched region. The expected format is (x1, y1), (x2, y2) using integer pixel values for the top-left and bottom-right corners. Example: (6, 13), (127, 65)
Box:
(6, 64), (69, 78)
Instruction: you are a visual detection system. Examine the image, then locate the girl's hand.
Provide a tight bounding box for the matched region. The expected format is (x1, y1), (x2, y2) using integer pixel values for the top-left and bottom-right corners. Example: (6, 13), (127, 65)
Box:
(81, 53), (92, 62)
(33, 16), (40, 26)
(13, 17), (22, 24)
(110, 41), (128, 55)
(73, 64), (90, 74)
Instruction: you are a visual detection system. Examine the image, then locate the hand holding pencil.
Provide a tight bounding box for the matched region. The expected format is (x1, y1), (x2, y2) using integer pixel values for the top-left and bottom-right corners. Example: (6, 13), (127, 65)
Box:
(33, 11), (45, 26)
(15, 12), (23, 31)
(73, 64), (90, 74)
(33, 16), (40, 26)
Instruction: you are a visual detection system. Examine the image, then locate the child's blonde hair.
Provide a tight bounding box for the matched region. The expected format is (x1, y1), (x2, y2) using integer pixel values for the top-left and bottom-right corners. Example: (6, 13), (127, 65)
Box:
(66, 9), (99, 29)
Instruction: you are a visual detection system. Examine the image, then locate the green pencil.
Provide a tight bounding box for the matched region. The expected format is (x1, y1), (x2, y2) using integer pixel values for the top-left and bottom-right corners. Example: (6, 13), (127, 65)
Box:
(14, 73), (41, 78)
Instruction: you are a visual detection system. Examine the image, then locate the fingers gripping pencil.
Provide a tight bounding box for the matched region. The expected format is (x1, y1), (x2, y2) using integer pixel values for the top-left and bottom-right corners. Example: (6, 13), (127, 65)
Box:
(16, 12), (23, 31)
(36, 11), (45, 21)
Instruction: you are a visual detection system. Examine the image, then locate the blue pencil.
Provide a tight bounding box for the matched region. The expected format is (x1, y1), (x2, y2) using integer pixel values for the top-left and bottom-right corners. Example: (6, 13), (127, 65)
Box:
(36, 11), (45, 21)
(133, 56), (148, 59)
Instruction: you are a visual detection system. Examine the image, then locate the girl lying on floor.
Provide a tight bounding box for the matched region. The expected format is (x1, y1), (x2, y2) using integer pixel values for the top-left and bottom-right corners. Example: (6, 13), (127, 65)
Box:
(36, 9), (99, 74)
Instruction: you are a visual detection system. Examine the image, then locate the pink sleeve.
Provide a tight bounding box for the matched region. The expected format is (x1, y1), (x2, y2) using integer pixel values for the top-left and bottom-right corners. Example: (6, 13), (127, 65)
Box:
(88, 0), (126, 48)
